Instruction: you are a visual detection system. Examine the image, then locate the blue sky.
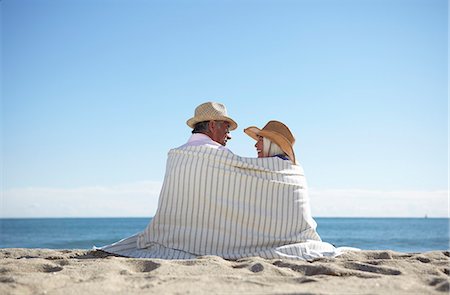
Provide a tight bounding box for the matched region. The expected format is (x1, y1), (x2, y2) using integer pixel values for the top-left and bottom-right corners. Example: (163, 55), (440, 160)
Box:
(2, 0), (448, 217)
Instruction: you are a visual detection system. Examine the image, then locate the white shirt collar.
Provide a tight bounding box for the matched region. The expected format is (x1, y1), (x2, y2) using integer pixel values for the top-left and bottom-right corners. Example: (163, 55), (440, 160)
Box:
(179, 133), (231, 152)
(187, 133), (220, 145)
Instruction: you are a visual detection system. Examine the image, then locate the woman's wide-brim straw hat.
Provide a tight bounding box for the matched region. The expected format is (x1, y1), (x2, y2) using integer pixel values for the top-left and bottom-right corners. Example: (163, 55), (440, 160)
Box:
(244, 120), (296, 164)
(187, 102), (238, 130)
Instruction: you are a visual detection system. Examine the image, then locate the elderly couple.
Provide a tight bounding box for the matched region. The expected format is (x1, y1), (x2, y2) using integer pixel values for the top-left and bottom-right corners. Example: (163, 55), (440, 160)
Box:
(181, 102), (296, 163)
(100, 102), (347, 260)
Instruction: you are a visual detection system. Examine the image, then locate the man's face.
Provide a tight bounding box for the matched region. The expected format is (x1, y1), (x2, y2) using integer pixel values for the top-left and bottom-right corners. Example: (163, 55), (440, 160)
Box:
(210, 121), (231, 146)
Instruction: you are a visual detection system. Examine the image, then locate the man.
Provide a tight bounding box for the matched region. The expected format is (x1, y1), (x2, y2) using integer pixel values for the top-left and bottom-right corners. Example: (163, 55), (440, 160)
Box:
(180, 102), (238, 151)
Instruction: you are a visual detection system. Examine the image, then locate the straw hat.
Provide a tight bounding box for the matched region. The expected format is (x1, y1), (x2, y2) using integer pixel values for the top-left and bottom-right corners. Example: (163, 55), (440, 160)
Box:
(187, 102), (238, 130)
(244, 120), (296, 163)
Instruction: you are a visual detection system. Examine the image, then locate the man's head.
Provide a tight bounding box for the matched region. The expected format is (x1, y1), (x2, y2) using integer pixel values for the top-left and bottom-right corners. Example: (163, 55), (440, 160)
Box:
(192, 120), (231, 146)
(187, 102), (237, 146)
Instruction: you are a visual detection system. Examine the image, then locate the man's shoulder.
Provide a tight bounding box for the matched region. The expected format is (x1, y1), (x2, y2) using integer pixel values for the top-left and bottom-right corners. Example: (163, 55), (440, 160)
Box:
(178, 133), (232, 152)
(176, 143), (232, 153)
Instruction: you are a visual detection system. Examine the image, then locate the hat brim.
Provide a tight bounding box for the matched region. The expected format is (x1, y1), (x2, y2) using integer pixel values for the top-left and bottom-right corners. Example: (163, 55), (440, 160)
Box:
(244, 126), (296, 164)
(187, 116), (238, 131)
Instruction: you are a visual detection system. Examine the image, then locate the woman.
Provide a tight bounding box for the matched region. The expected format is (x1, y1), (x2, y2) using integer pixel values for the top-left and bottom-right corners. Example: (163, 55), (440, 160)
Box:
(244, 120), (296, 164)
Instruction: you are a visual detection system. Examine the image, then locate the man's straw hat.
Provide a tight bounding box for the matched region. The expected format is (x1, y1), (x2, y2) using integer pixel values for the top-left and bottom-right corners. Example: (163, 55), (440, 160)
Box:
(187, 102), (238, 130)
(244, 120), (296, 164)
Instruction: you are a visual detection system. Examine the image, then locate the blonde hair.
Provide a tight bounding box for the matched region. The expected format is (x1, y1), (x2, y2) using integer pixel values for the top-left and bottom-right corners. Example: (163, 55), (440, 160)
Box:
(263, 137), (288, 159)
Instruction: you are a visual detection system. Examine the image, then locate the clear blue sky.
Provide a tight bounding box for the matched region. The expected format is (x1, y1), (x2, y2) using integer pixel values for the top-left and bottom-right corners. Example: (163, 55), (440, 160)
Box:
(1, 0), (448, 217)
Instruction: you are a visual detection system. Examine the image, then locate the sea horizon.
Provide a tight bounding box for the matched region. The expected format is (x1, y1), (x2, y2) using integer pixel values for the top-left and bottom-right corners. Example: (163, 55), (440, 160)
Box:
(1, 217), (449, 252)
(1, 216), (448, 219)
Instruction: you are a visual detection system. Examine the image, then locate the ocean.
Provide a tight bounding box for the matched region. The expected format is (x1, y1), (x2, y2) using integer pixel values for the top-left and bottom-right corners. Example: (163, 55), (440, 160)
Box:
(0, 218), (448, 253)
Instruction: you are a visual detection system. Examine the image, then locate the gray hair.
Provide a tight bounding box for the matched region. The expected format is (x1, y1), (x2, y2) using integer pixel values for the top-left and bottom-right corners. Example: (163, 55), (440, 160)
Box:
(192, 121), (210, 134)
(263, 137), (287, 158)
(192, 120), (228, 134)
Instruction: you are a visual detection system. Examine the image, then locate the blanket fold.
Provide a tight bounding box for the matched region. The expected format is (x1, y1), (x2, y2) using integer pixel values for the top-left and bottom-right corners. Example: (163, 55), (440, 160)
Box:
(101, 146), (342, 260)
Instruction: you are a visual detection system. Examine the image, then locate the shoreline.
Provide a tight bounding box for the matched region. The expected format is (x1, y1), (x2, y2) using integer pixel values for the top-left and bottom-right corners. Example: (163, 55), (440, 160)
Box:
(1, 248), (449, 294)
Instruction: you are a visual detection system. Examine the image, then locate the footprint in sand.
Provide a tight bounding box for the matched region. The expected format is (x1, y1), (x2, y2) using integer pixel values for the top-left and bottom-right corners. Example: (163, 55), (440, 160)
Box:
(343, 262), (401, 275)
(41, 264), (64, 273)
(249, 263), (264, 273)
(121, 260), (161, 273)
(232, 261), (265, 273)
(272, 261), (342, 276)
(436, 281), (450, 292)
(429, 277), (450, 292)
(0, 276), (15, 283)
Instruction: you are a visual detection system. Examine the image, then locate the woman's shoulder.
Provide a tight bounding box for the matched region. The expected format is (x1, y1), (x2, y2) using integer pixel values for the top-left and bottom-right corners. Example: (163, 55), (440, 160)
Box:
(274, 154), (290, 161)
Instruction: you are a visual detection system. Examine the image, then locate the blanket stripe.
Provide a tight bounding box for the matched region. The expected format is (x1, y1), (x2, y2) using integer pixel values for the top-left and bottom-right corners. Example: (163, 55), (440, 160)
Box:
(101, 146), (341, 260)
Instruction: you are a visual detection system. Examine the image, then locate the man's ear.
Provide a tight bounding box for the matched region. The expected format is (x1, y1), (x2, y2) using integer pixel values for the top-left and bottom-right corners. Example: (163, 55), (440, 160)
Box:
(208, 121), (215, 132)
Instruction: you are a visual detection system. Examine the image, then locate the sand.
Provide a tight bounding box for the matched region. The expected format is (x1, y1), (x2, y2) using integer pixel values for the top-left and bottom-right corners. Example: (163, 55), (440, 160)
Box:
(0, 249), (448, 294)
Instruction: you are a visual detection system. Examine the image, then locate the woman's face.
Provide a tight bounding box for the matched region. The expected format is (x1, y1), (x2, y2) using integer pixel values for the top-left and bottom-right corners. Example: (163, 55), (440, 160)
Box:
(255, 136), (265, 158)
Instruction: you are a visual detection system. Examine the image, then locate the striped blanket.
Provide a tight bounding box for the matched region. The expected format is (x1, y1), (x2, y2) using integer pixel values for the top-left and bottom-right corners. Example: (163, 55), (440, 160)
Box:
(101, 146), (341, 260)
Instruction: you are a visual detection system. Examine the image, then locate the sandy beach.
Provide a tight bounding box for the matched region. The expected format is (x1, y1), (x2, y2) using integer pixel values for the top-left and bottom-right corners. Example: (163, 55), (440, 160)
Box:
(0, 248), (448, 294)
